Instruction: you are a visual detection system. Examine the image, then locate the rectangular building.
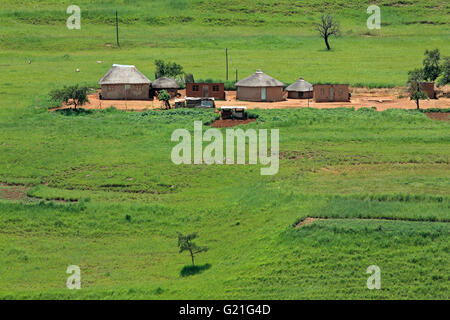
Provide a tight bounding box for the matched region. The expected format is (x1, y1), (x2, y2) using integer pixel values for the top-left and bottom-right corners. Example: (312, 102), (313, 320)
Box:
(313, 84), (350, 102)
(185, 83), (225, 100)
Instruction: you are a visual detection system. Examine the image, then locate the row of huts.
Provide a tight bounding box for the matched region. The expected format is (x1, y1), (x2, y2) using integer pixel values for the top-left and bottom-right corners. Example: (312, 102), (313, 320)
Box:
(98, 64), (350, 102)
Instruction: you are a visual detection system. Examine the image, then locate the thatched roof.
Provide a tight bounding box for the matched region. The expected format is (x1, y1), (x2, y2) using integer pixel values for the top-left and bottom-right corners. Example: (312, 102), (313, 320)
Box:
(285, 77), (313, 92)
(152, 77), (180, 89)
(235, 69), (285, 87)
(98, 64), (151, 85)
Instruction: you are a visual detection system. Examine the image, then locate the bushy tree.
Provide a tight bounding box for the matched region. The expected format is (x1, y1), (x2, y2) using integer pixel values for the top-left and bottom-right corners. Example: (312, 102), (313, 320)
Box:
(423, 49), (441, 81)
(315, 14), (340, 50)
(437, 56), (450, 86)
(177, 232), (208, 267)
(407, 68), (428, 110)
(50, 85), (89, 109)
(155, 59), (184, 79)
(158, 90), (172, 109)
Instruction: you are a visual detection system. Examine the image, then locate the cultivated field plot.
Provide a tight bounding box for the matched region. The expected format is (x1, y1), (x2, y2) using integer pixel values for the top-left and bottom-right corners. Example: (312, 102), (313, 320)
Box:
(0, 0), (449, 300)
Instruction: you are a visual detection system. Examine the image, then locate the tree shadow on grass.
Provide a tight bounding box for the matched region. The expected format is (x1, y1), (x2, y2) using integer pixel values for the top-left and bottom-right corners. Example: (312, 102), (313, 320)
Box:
(180, 264), (211, 277)
(55, 108), (94, 116)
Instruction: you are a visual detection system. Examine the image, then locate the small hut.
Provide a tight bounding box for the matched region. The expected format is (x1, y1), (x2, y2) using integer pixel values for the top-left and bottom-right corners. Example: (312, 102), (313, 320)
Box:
(152, 77), (180, 98)
(313, 84), (350, 102)
(235, 69), (285, 102)
(285, 77), (313, 99)
(186, 83), (225, 100)
(99, 64), (151, 100)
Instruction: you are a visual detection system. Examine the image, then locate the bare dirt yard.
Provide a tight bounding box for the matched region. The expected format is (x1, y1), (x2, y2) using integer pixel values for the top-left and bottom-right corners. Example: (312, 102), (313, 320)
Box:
(54, 86), (450, 112)
(210, 118), (256, 128)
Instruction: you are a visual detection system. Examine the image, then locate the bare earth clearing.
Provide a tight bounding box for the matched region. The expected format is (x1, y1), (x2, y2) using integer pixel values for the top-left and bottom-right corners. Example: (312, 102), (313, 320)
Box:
(54, 87), (450, 112)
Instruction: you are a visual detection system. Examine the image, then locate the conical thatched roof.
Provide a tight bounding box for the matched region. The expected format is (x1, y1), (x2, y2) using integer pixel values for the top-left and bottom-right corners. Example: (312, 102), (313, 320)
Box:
(98, 64), (151, 85)
(235, 69), (285, 87)
(152, 77), (180, 89)
(285, 77), (313, 92)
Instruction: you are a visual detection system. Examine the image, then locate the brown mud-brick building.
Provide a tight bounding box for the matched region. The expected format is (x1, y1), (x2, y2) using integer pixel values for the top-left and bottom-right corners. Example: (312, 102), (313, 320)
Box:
(286, 77), (314, 99)
(152, 77), (180, 98)
(420, 82), (436, 99)
(313, 84), (350, 102)
(185, 83), (225, 100)
(98, 64), (151, 100)
(235, 69), (286, 102)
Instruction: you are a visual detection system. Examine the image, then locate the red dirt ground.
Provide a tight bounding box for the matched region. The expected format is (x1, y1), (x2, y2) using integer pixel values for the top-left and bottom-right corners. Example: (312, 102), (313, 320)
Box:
(295, 217), (321, 228)
(425, 112), (450, 121)
(0, 184), (29, 200)
(210, 118), (256, 128)
(52, 86), (450, 112)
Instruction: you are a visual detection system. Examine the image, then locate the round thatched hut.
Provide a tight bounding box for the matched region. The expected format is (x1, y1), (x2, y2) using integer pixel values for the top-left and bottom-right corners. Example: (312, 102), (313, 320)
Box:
(98, 64), (151, 100)
(151, 77), (181, 98)
(235, 69), (285, 102)
(285, 77), (313, 99)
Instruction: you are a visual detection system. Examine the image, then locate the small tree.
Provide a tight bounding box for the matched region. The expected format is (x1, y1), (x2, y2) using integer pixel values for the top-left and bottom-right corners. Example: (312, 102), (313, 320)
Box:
(315, 14), (340, 51)
(177, 232), (208, 267)
(407, 68), (428, 110)
(158, 90), (172, 109)
(423, 49), (441, 82)
(437, 56), (449, 87)
(50, 85), (89, 109)
(155, 59), (184, 79)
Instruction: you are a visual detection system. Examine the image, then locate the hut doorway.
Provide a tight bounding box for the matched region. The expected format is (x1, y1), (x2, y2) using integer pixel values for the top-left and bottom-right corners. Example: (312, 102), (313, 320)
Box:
(202, 86), (209, 97)
(261, 87), (267, 100)
(329, 87), (334, 100)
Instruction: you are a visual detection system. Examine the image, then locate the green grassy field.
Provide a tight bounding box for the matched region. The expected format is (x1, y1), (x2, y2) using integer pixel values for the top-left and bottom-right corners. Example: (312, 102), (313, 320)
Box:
(0, 0), (449, 299)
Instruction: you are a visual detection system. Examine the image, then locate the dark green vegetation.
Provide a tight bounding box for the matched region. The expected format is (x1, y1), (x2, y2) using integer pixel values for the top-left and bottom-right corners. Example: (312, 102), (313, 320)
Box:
(407, 69), (429, 109)
(0, 0), (449, 299)
(157, 90), (172, 109)
(49, 85), (90, 109)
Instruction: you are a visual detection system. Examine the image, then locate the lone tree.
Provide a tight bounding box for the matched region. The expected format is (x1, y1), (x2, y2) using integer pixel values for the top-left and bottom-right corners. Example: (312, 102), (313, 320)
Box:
(158, 90), (172, 109)
(316, 14), (340, 51)
(407, 68), (428, 110)
(177, 232), (208, 267)
(423, 49), (441, 82)
(437, 56), (449, 86)
(154, 59), (184, 79)
(50, 85), (89, 109)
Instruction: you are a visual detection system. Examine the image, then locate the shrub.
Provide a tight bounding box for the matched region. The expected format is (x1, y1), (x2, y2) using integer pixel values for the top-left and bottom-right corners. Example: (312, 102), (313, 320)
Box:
(49, 85), (89, 109)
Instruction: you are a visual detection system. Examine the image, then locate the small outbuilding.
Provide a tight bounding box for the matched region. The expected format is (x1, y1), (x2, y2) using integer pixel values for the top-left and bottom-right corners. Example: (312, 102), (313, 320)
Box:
(313, 84), (350, 102)
(235, 69), (285, 102)
(285, 77), (314, 99)
(99, 64), (151, 100)
(185, 83), (226, 100)
(419, 82), (436, 99)
(152, 77), (180, 98)
(185, 97), (215, 108)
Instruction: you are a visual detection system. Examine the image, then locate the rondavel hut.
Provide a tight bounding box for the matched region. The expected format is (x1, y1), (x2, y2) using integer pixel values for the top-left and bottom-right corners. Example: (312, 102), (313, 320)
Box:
(235, 69), (285, 102)
(285, 77), (314, 99)
(98, 64), (151, 100)
(151, 77), (181, 98)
